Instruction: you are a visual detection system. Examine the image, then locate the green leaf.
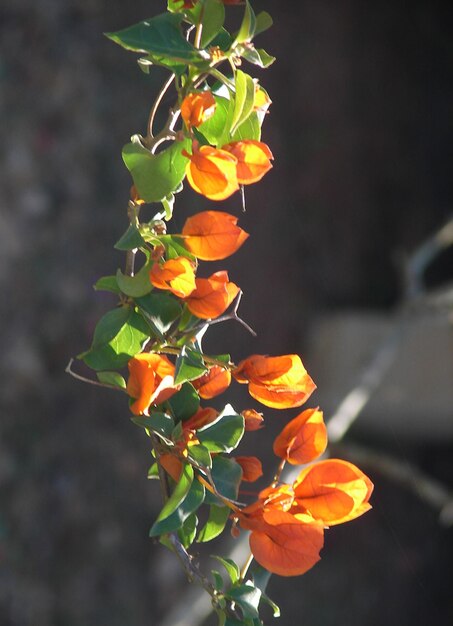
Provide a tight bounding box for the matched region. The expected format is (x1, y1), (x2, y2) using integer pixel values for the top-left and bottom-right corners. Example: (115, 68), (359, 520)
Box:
(254, 11), (273, 36)
(212, 556), (240, 584)
(79, 307), (150, 371)
(200, 0), (225, 48)
(106, 14), (204, 63)
(91, 306), (131, 348)
(122, 136), (190, 204)
(240, 46), (275, 69)
(211, 570), (224, 592)
(198, 96), (230, 146)
(159, 234), (195, 261)
(205, 455), (242, 504)
(250, 563), (272, 594)
(188, 443), (212, 470)
(230, 111), (261, 142)
(197, 404), (244, 453)
(167, 382), (200, 422)
(93, 275), (120, 294)
(149, 475), (205, 536)
(231, 69), (255, 134)
(233, 0), (256, 45)
(114, 224), (146, 251)
(116, 262), (153, 298)
(96, 371), (126, 389)
(148, 462), (159, 479)
(209, 27), (233, 52)
(156, 463), (194, 523)
(226, 583), (261, 620)
(174, 346), (208, 385)
(260, 592), (280, 618)
(130, 412), (174, 438)
(197, 505), (230, 543)
(178, 512), (198, 549)
(161, 193), (175, 221)
(135, 292), (182, 340)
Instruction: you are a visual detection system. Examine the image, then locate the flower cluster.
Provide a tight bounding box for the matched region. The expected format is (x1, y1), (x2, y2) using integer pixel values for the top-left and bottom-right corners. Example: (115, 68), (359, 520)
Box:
(74, 2), (373, 623)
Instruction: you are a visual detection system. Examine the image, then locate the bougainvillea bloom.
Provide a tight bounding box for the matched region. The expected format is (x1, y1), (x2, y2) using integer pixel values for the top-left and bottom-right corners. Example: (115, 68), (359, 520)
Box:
(235, 456), (263, 482)
(242, 409), (264, 431)
(233, 354), (316, 409)
(192, 365), (231, 399)
(183, 142), (239, 201)
(182, 211), (249, 261)
(149, 256), (196, 298)
(127, 354), (178, 415)
(238, 505), (324, 577)
(181, 91), (216, 129)
(185, 271), (240, 319)
(222, 140), (273, 185)
(292, 459), (373, 526)
(273, 407), (327, 465)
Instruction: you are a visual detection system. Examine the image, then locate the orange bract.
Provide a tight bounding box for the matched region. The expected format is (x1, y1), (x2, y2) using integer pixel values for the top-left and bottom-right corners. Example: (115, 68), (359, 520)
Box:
(192, 365), (231, 399)
(222, 140), (273, 185)
(181, 91), (216, 129)
(239, 507), (324, 577)
(149, 256), (196, 298)
(235, 456), (263, 482)
(292, 459), (374, 526)
(183, 143), (239, 201)
(233, 354), (316, 409)
(242, 409), (264, 431)
(127, 353), (178, 415)
(183, 406), (219, 432)
(273, 407), (327, 465)
(182, 211), (249, 261)
(185, 271), (240, 319)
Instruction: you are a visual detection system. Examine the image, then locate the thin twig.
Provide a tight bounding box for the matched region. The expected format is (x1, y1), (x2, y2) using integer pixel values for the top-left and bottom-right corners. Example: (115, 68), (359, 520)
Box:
(330, 442), (453, 527)
(147, 73), (176, 139)
(65, 359), (126, 393)
(208, 291), (257, 337)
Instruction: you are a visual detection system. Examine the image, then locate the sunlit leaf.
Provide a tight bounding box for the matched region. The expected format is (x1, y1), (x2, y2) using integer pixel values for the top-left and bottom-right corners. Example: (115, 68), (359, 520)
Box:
(197, 505), (230, 542)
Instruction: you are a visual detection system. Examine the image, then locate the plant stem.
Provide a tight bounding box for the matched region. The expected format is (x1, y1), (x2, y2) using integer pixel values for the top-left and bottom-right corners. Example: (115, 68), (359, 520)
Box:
(147, 73), (176, 139)
(240, 552), (254, 581)
(65, 359), (127, 393)
(271, 459), (286, 487)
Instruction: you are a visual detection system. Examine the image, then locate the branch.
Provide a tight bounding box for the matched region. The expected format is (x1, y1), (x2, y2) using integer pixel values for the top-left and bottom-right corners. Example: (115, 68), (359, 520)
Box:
(65, 359), (126, 393)
(147, 73), (176, 139)
(330, 442), (453, 527)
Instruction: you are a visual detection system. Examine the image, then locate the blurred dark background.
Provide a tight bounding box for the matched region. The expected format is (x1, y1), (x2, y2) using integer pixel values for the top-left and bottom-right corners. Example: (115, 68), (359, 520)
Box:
(1, 1), (452, 625)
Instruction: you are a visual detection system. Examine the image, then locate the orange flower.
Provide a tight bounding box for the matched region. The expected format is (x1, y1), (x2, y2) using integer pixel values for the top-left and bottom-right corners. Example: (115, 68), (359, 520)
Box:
(181, 211), (249, 261)
(242, 409), (264, 431)
(182, 406), (219, 432)
(222, 140), (273, 185)
(235, 456), (263, 482)
(233, 354), (316, 409)
(185, 271), (240, 319)
(181, 91), (216, 129)
(183, 142), (239, 201)
(273, 408), (327, 465)
(127, 353), (178, 415)
(149, 256), (196, 298)
(192, 366), (231, 399)
(237, 487), (324, 577)
(292, 459), (373, 526)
